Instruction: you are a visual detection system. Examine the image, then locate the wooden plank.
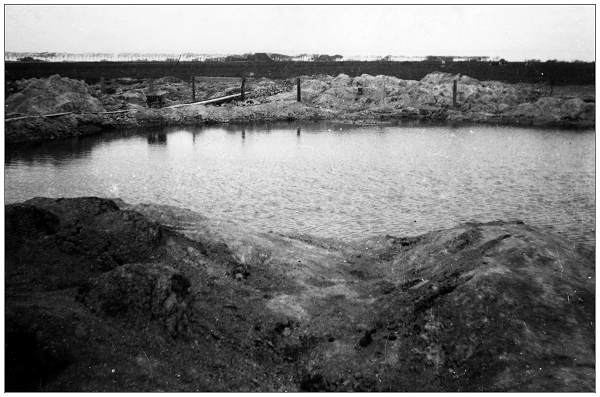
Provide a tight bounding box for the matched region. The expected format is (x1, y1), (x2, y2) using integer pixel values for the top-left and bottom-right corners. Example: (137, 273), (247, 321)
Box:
(94, 110), (131, 114)
(5, 112), (73, 122)
(453, 80), (458, 108)
(191, 76), (196, 102)
(167, 93), (242, 109)
(5, 115), (42, 122)
(44, 112), (74, 118)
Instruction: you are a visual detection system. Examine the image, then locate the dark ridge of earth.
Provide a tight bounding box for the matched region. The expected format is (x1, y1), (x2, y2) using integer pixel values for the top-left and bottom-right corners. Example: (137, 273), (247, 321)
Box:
(5, 197), (595, 391)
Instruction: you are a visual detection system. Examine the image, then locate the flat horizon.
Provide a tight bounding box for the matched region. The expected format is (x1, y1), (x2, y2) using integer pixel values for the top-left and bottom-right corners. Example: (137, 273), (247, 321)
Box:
(4, 5), (596, 62)
(3, 51), (594, 63)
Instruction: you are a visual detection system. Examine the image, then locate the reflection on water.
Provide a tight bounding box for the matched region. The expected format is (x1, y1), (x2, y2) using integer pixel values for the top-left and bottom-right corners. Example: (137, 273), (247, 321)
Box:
(5, 122), (595, 248)
(147, 132), (167, 145)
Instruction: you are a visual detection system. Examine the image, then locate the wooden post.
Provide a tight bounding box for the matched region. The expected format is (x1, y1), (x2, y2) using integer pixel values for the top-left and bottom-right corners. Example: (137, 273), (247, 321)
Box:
(191, 76), (196, 102)
(241, 78), (246, 101)
(297, 127), (301, 136)
(297, 78), (301, 102)
(242, 128), (246, 139)
(100, 77), (106, 94)
(452, 80), (457, 108)
(149, 79), (154, 94)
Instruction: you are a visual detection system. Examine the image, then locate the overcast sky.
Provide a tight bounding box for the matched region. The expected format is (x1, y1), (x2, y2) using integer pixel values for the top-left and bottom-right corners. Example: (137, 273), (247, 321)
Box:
(4, 5), (595, 61)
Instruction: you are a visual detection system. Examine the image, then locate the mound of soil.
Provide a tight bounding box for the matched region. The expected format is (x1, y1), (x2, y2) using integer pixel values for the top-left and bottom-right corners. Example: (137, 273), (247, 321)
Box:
(6, 74), (105, 115)
(420, 71), (479, 85)
(80, 263), (193, 337)
(300, 221), (595, 391)
(5, 73), (594, 144)
(6, 197), (163, 291)
(4, 197), (595, 391)
(6, 306), (75, 391)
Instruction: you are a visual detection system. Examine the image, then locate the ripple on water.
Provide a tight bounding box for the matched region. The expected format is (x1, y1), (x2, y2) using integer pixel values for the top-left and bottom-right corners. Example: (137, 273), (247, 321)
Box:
(4, 123), (595, 249)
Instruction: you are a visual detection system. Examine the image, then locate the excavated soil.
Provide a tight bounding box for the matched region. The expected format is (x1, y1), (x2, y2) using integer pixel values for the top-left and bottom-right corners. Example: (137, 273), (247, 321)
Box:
(5, 73), (594, 143)
(5, 197), (595, 391)
(6, 75), (104, 116)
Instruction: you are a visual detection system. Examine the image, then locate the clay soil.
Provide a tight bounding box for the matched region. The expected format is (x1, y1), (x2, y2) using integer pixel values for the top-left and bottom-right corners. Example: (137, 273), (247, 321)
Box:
(5, 197), (595, 391)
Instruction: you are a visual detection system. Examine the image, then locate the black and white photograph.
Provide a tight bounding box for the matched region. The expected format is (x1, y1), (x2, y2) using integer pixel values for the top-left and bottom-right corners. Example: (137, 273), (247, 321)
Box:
(3, 2), (596, 392)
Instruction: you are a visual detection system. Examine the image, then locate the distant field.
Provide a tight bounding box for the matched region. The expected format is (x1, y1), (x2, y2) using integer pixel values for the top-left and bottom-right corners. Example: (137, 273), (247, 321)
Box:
(5, 60), (595, 85)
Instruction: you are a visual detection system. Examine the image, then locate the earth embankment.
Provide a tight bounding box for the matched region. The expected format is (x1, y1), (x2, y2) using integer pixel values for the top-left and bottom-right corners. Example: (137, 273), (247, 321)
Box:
(5, 73), (594, 143)
(5, 197), (594, 391)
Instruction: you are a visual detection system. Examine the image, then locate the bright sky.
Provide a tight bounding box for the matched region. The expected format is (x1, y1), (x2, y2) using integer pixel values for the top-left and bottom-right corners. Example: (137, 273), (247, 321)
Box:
(4, 4), (596, 61)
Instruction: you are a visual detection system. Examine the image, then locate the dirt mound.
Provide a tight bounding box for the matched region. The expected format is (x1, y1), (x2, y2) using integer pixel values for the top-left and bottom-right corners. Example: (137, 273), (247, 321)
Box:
(248, 78), (293, 100)
(6, 74), (105, 115)
(25, 196), (120, 223)
(4, 198), (595, 391)
(509, 96), (594, 124)
(5, 73), (594, 144)
(133, 202), (594, 392)
(300, 221), (595, 391)
(5, 197), (163, 290)
(5, 203), (59, 249)
(5, 306), (74, 391)
(118, 90), (147, 106)
(155, 76), (184, 84)
(80, 263), (193, 337)
(421, 72), (479, 85)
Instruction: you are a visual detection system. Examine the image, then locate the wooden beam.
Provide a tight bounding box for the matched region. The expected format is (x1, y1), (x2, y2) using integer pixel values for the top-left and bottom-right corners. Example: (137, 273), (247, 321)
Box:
(453, 80), (458, 108)
(167, 93), (242, 108)
(191, 76), (196, 102)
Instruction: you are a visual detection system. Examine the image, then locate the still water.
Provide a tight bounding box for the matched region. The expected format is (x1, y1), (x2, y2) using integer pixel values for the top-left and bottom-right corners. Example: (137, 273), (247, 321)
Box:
(5, 122), (595, 247)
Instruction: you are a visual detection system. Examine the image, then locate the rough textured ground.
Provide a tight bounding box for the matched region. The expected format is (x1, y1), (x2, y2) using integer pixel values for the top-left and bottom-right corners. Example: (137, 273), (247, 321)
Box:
(6, 75), (104, 116)
(5, 73), (595, 143)
(5, 197), (595, 391)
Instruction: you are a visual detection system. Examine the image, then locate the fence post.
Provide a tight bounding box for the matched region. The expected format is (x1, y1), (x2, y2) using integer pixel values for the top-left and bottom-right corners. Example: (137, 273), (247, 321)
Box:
(100, 77), (106, 94)
(191, 76), (196, 102)
(452, 80), (457, 108)
(149, 79), (154, 94)
(297, 78), (301, 102)
(241, 78), (246, 101)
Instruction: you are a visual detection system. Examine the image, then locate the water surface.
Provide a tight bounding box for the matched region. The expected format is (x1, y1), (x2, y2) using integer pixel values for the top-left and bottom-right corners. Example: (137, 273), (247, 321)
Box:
(5, 122), (595, 248)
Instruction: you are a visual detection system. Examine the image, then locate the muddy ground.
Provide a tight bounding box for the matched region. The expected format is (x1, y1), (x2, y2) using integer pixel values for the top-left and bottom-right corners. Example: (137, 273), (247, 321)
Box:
(5, 197), (595, 391)
(5, 73), (595, 144)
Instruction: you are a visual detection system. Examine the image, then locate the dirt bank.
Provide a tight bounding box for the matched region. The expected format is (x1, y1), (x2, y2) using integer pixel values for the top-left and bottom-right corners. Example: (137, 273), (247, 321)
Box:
(5, 197), (594, 391)
(5, 73), (595, 143)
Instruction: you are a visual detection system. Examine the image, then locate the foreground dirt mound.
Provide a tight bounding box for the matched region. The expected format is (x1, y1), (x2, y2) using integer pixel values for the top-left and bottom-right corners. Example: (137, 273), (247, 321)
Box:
(298, 221), (595, 391)
(5, 197), (595, 391)
(6, 197), (163, 290)
(80, 263), (193, 336)
(6, 74), (105, 116)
